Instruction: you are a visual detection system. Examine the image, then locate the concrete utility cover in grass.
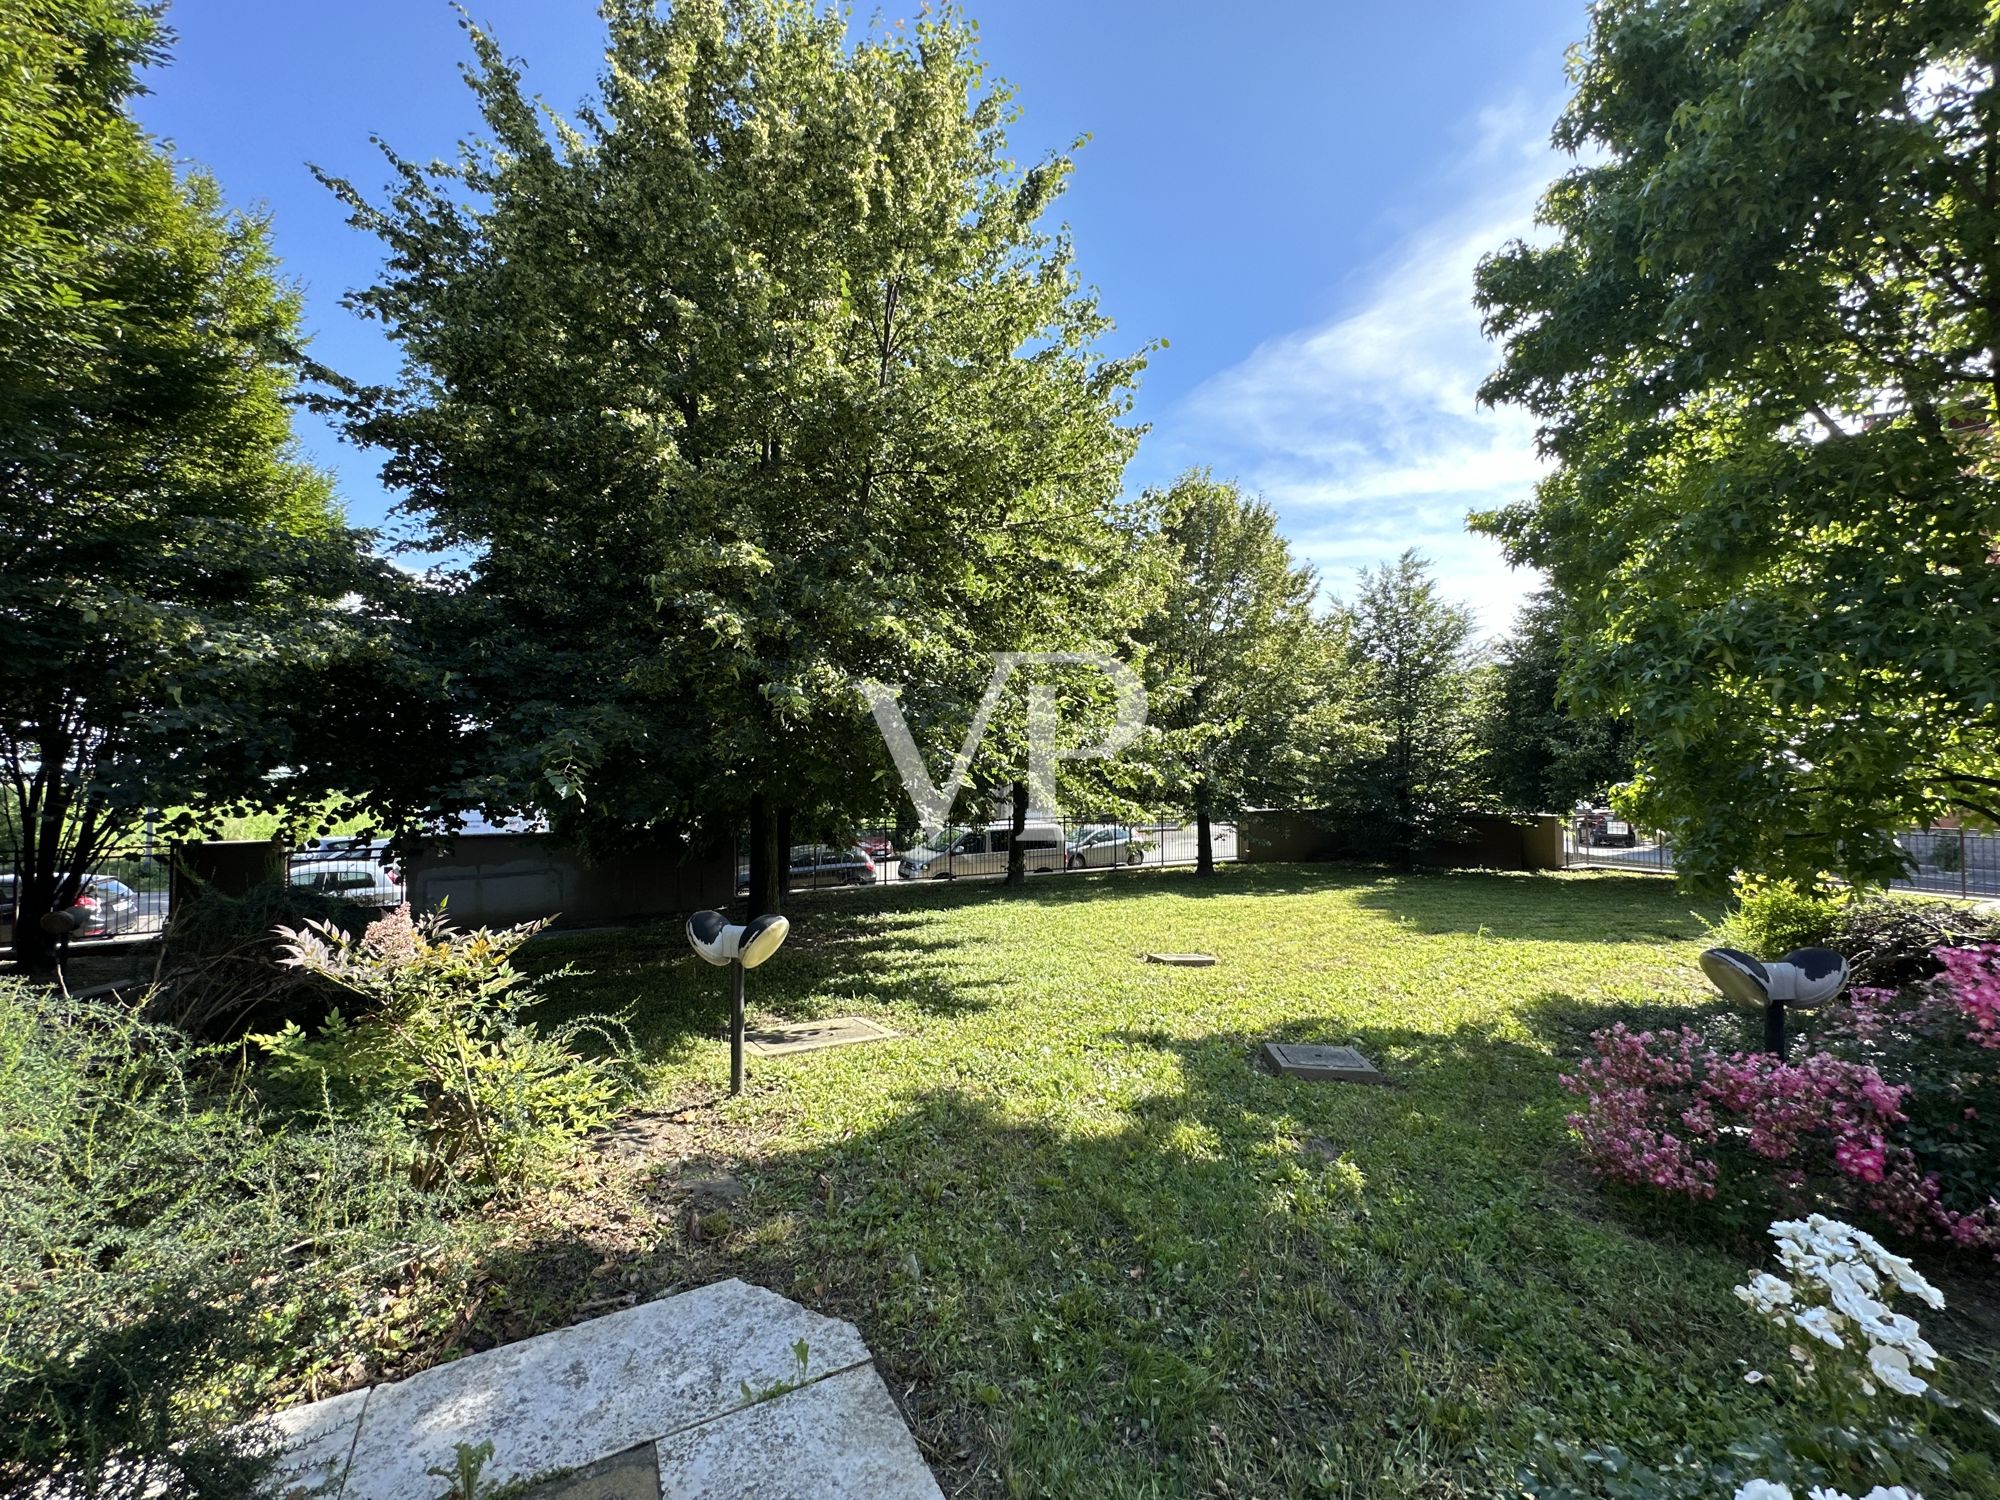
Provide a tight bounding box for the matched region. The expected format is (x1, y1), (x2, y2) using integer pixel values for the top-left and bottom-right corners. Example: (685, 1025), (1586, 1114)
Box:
(1261, 1042), (1387, 1084)
(1143, 952), (1217, 966)
(744, 1015), (898, 1056)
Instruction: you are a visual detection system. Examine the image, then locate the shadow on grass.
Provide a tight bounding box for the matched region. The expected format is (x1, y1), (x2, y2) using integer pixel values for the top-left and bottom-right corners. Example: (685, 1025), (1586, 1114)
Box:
(1346, 868), (1719, 943)
(456, 996), (1842, 1498)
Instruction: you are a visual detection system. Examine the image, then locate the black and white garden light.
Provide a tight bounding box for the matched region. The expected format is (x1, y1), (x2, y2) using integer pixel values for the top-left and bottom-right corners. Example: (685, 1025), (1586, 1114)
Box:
(686, 909), (790, 1094)
(1698, 945), (1849, 1059)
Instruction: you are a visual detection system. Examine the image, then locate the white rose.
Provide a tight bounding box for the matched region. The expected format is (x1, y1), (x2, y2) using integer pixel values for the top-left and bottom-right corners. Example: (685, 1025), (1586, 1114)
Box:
(1866, 1343), (1929, 1398)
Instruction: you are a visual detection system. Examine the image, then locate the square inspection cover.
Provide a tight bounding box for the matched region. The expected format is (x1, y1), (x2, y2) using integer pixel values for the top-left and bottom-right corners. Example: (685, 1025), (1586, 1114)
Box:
(744, 1016), (899, 1057)
(1260, 1042), (1387, 1084)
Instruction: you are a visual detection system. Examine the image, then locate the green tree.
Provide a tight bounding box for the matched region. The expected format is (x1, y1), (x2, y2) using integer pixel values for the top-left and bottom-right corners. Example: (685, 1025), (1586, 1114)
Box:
(323, 0), (1144, 915)
(1133, 470), (1339, 875)
(1474, 0), (2000, 889)
(1485, 588), (1633, 816)
(1323, 551), (1489, 864)
(0, 0), (384, 967)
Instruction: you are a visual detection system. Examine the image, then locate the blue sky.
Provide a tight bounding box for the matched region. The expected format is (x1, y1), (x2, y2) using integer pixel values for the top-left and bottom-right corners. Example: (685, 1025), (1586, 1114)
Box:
(133, 0), (1586, 633)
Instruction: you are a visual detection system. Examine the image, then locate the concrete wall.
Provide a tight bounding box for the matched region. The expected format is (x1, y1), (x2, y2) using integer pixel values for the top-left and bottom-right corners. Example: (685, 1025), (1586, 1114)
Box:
(404, 835), (735, 927)
(1238, 810), (1567, 872)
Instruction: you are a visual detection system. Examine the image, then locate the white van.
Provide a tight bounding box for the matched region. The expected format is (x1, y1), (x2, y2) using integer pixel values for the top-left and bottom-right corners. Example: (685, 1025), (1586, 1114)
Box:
(898, 822), (1066, 880)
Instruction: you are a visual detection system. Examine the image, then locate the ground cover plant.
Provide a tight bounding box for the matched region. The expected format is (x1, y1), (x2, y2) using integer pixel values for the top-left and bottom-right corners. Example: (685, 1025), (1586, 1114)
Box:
(497, 866), (2000, 1497)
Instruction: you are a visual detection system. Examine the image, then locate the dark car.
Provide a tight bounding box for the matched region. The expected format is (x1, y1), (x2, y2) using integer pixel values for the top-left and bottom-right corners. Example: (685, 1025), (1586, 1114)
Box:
(737, 844), (878, 893)
(0, 873), (135, 939)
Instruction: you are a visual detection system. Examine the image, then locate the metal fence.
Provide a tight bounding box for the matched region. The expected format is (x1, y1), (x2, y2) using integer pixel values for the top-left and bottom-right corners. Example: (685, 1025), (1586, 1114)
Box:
(1890, 827), (2000, 899)
(1, 838), (408, 950)
(1562, 822), (2000, 898)
(1562, 822), (1676, 874)
(749, 813), (1240, 896)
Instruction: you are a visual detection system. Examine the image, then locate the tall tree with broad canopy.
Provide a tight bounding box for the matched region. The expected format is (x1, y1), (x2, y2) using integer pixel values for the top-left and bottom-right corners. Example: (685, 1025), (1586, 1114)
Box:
(1322, 551), (1490, 865)
(1133, 470), (1339, 875)
(321, 0), (1145, 914)
(0, 0), (393, 967)
(1485, 588), (1634, 817)
(1474, 0), (2000, 890)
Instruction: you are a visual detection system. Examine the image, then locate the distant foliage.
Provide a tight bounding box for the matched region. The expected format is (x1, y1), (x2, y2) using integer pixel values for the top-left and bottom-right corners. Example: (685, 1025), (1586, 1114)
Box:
(259, 910), (632, 1189)
(0, 979), (442, 1498)
(1484, 588), (1634, 817)
(1318, 550), (1491, 863)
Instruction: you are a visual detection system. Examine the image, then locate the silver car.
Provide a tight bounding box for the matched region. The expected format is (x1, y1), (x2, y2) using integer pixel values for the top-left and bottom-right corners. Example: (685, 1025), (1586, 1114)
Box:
(1065, 825), (1150, 869)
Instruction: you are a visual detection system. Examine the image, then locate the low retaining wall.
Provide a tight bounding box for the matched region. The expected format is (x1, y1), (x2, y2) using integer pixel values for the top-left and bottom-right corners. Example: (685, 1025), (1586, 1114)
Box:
(404, 834), (734, 927)
(1238, 810), (1565, 872)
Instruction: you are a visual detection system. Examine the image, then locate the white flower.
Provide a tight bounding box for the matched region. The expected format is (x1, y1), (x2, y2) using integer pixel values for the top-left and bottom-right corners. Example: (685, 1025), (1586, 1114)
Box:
(1793, 1305), (1848, 1349)
(1822, 1264), (1887, 1323)
(1866, 1343), (1930, 1398)
(1858, 1489), (1923, 1500)
(1807, 1489), (1857, 1500)
(1736, 1482), (1794, 1500)
(1744, 1368), (1766, 1384)
(1736, 1273), (1796, 1314)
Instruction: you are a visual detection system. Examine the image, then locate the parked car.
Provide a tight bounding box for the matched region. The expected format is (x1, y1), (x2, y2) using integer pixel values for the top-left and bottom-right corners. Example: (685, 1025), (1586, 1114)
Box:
(1066, 825), (1150, 869)
(288, 846), (402, 905)
(0, 873), (135, 939)
(898, 822), (1065, 880)
(855, 832), (897, 861)
(736, 844), (879, 894)
(1574, 805), (1639, 848)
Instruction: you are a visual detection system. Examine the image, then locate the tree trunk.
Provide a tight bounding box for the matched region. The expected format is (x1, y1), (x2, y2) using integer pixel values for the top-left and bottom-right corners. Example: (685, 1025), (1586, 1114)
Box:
(1004, 778), (1029, 887)
(746, 793), (782, 919)
(1195, 782), (1216, 877)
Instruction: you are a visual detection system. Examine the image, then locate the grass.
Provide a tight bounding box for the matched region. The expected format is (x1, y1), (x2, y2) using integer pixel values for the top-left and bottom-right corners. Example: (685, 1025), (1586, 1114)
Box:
(484, 864), (1994, 1497)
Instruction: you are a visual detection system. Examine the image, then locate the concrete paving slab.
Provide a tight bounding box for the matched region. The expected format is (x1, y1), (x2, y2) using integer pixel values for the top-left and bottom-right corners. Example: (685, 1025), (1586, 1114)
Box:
(1143, 952), (1216, 966)
(1261, 1042), (1388, 1084)
(517, 1441), (660, 1500)
(258, 1385), (370, 1498)
(337, 1279), (870, 1500)
(654, 1365), (943, 1500)
(743, 1016), (897, 1056)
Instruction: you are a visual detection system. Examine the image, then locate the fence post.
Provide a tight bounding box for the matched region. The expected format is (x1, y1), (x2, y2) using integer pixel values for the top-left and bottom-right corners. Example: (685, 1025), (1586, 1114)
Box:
(1962, 827), (1969, 900)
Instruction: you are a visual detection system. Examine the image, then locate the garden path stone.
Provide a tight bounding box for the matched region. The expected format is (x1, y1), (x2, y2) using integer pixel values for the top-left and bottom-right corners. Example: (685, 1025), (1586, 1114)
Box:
(306, 1278), (878, 1500)
(258, 1384), (370, 1499)
(653, 1364), (943, 1500)
(743, 1015), (897, 1055)
(1143, 952), (1216, 966)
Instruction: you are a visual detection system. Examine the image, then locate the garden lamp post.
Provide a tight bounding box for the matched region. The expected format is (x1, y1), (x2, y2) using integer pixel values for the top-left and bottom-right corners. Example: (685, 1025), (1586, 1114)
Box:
(686, 909), (790, 1094)
(1698, 945), (1849, 1059)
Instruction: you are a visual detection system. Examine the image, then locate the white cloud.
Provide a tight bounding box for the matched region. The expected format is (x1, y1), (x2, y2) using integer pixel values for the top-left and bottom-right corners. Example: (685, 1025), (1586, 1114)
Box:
(1157, 96), (1570, 637)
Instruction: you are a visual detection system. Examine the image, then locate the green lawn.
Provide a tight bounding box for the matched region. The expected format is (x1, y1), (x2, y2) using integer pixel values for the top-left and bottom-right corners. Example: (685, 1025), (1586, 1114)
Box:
(506, 865), (1986, 1497)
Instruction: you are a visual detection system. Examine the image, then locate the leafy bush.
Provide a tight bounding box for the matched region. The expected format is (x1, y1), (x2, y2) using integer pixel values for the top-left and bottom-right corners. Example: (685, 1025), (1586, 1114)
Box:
(1830, 896), (2000, 991)
(1713, 877), (1844, 959)
(257, 910), (632, 1190)
(0, 979), (444, 1498)
(146, 878), (370, 1039)
(1564, 946), (2000, 1256)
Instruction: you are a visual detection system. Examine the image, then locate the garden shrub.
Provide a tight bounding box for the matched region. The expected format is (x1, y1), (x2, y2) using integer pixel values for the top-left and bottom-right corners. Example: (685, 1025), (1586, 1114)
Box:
(1714, 877), (1845, 959)
(1564, 943), (2000, 1255)
(0, 979), (445, 1498)
(1829, 895), (2000, 990)
(146, 878), (369, 1039)
(257, 910), (632, 1190)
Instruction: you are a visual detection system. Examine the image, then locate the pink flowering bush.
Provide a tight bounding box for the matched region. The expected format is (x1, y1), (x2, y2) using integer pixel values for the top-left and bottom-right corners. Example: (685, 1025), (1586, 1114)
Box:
(1564, 944), (2000, 1256)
